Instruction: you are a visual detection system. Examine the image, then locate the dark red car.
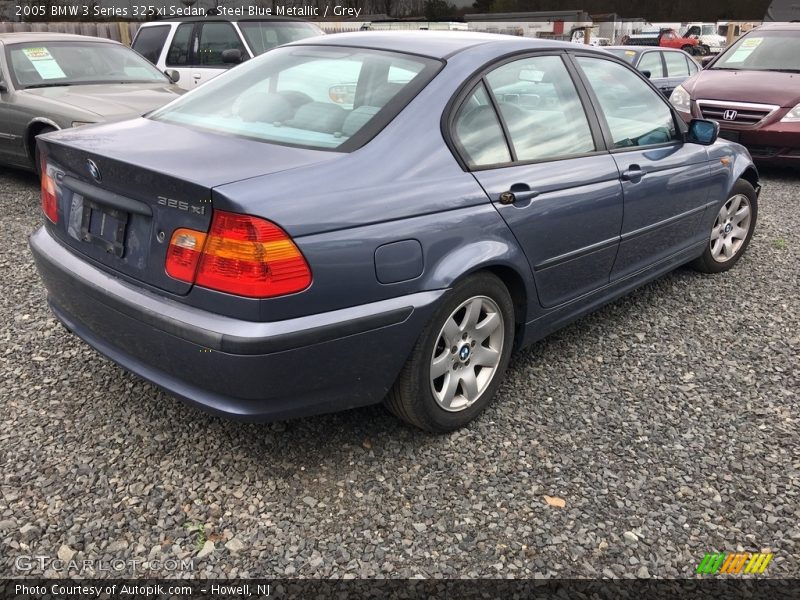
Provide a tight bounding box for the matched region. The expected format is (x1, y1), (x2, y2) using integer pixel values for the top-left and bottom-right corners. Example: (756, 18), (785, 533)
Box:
(669, 23), (800, 165)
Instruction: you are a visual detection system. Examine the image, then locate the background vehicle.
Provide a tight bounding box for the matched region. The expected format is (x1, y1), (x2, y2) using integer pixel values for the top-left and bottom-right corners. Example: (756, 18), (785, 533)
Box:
(606, 46), (699, 97)
(682, 22), (727, 54)
(670, 23), (800, 165)
(623, 28), (703, 55)
(31, 33), (759, 433)
(0, 32), (182, 172)
(132, 16), (323, 90)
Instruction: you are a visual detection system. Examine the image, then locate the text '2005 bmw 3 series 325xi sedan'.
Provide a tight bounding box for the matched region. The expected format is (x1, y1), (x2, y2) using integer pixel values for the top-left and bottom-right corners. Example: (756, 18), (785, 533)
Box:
(30, 32), (760, 432)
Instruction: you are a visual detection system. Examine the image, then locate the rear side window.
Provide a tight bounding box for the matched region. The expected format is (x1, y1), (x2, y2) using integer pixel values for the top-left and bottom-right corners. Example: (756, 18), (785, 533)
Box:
(197, 22), (246, 66)
(576, 56), (677, 149)
(687, 56), (699, 75)
(665, 51), (689, 77)
(167, 23), (194, 66)
(638, 52), (664, 77)
(149, 46), (441, 151)
(132, 25), (170, 65)
(238, 21), (322, 55)
(452, 83), (511, 168)
(485, 55), (595, 162)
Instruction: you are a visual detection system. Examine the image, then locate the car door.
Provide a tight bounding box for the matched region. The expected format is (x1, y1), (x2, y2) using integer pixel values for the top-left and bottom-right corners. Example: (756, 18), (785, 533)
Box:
(663, 50), (691, 97)
(451, 53), (624, 308)
(637, 50), (669, 95)
(164, 22), (196, 90)
(191, 22), (246, 87)
(572, 54), (713, 281)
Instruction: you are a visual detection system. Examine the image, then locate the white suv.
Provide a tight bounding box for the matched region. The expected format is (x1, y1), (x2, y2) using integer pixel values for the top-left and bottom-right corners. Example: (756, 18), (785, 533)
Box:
(132, 17), (323, 90)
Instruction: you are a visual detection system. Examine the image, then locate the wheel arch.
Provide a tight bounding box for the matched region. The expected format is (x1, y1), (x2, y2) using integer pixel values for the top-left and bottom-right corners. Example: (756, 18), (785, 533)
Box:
(428, 244), (535, 349)
(25, 118), (60, 165)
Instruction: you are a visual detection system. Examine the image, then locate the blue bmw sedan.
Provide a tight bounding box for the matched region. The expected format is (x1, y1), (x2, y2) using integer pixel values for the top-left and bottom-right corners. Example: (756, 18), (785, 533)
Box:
(30, 32), (759, 432)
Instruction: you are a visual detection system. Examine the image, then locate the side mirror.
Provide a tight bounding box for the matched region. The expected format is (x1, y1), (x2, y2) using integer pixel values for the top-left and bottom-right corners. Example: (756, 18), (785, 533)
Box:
(0, 80), (7, 92)
(700, 55), (715, 68)
(222, 49), (243, 64)
(164, 69), (180, 83)
(688, 118), (719, 145)
(641, 70), (652, 79)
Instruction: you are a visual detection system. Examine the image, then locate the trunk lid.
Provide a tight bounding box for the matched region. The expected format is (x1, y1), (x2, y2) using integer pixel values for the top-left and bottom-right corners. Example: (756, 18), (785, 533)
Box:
(40, 118), (339, 295)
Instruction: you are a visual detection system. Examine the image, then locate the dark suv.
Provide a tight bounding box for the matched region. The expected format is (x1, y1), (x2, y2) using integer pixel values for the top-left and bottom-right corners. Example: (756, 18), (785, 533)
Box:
(669, 23), (800, 165)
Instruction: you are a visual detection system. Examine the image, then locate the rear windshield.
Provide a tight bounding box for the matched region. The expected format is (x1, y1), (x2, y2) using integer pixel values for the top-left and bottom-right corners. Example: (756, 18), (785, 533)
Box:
(239, 21), (323, 55)
(712, 30), (800, 72)
(149, 45), (441, 151)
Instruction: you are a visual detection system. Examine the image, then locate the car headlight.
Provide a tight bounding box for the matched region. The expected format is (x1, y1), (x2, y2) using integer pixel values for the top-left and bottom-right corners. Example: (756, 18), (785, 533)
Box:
(71, 121), (95, 128)
(669, 85), (692, 113)
(780, 103), (800, 123)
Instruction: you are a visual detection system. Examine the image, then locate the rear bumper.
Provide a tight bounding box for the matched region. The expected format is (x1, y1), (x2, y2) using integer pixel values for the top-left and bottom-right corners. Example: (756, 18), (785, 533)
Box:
(29, 226), (443, 421)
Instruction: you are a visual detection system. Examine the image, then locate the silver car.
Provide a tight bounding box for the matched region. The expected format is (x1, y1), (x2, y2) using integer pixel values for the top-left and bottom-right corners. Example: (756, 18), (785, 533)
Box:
(0, 32), (183, 172)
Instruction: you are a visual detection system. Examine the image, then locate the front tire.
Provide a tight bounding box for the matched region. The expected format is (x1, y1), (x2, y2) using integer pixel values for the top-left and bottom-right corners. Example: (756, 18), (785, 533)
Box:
(691, 179), (758, 274)
(385, 272), (515, 433)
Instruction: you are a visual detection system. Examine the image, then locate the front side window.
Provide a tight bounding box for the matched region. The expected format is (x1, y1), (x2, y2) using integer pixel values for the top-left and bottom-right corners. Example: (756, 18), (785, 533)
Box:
(197, 22), (246, 66)
(665, 51), (689, 77)
(166, 23), (194, 66)
(150, 46), (440, 151)
(452, 83), (511, 168)
(485, 55), (595, 162)
(132, 25), (170, 65)
(7, 41), (168, 88)
(638, 52), (664, 77)
(576, 56), (677, 149)
(712, 30), (800, 72)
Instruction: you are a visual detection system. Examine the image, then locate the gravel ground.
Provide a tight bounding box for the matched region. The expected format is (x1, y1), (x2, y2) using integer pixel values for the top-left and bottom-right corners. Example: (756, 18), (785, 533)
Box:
(0, 166), (798, 580)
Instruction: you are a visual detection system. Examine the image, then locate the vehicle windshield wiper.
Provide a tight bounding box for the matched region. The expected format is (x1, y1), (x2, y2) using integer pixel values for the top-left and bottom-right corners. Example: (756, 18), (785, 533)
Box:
(760, 68), (800, 73)
(22, 82), (73, 89)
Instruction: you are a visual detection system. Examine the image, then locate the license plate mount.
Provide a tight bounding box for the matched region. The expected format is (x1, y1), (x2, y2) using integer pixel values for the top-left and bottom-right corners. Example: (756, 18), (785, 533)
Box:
(80, 201), (129, 258)
(718, 130), (740, 143)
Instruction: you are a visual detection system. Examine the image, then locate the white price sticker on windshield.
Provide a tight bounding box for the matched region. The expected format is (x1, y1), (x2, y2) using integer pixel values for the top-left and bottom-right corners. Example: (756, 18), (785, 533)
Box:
(22, 47), (66, 80)
(728, 37), (762, 63)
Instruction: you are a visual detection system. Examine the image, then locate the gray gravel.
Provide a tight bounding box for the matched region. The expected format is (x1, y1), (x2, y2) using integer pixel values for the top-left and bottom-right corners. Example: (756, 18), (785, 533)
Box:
(1, 166), (798, 579)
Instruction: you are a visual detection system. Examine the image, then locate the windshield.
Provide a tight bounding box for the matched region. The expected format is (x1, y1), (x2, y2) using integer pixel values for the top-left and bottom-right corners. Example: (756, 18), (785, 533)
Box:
(7, 41), (168, 89)
(607, 49), (638, 64)
(238, 21), (322, 55)
(712, 30), (800, 71)
(149, 45), (441, 151)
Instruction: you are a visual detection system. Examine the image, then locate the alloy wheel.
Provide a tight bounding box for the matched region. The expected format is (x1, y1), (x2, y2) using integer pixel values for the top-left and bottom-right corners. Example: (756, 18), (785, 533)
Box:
(710, 194), (752, 263)
(429, 295), (505, 412)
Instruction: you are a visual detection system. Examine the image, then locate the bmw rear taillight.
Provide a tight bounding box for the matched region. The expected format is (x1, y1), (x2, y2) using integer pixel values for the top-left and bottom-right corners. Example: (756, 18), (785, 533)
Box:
(40, 158), (58, 224)
(165, 211), (311, 298)
(166, 228), (207, 282)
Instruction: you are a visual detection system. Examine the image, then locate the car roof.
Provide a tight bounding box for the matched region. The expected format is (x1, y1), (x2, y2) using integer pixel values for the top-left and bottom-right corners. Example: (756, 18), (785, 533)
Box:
(606, 45), (686, 53)
(286, 31), (591, 59)
(754, 22), (800, 31)
(0, 32), (119, 45)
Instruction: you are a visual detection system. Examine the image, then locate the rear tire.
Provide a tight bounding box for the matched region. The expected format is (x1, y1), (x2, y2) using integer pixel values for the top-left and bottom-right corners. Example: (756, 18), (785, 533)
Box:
(691, 179), (758, 274)
(385, 272), (515, 433)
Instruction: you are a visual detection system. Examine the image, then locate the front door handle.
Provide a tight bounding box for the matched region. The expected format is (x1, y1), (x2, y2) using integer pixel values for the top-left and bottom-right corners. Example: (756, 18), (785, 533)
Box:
(499, 184), (540, 205)
(620, 165), (646, 182)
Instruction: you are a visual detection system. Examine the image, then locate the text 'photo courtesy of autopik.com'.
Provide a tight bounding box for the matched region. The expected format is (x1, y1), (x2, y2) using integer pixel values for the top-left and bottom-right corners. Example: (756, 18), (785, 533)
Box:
(0, 0), (798, 597)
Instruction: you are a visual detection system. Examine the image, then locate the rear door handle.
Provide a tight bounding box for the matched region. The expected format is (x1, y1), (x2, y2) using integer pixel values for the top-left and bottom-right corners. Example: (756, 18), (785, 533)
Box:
(620, 165), (646, 182)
